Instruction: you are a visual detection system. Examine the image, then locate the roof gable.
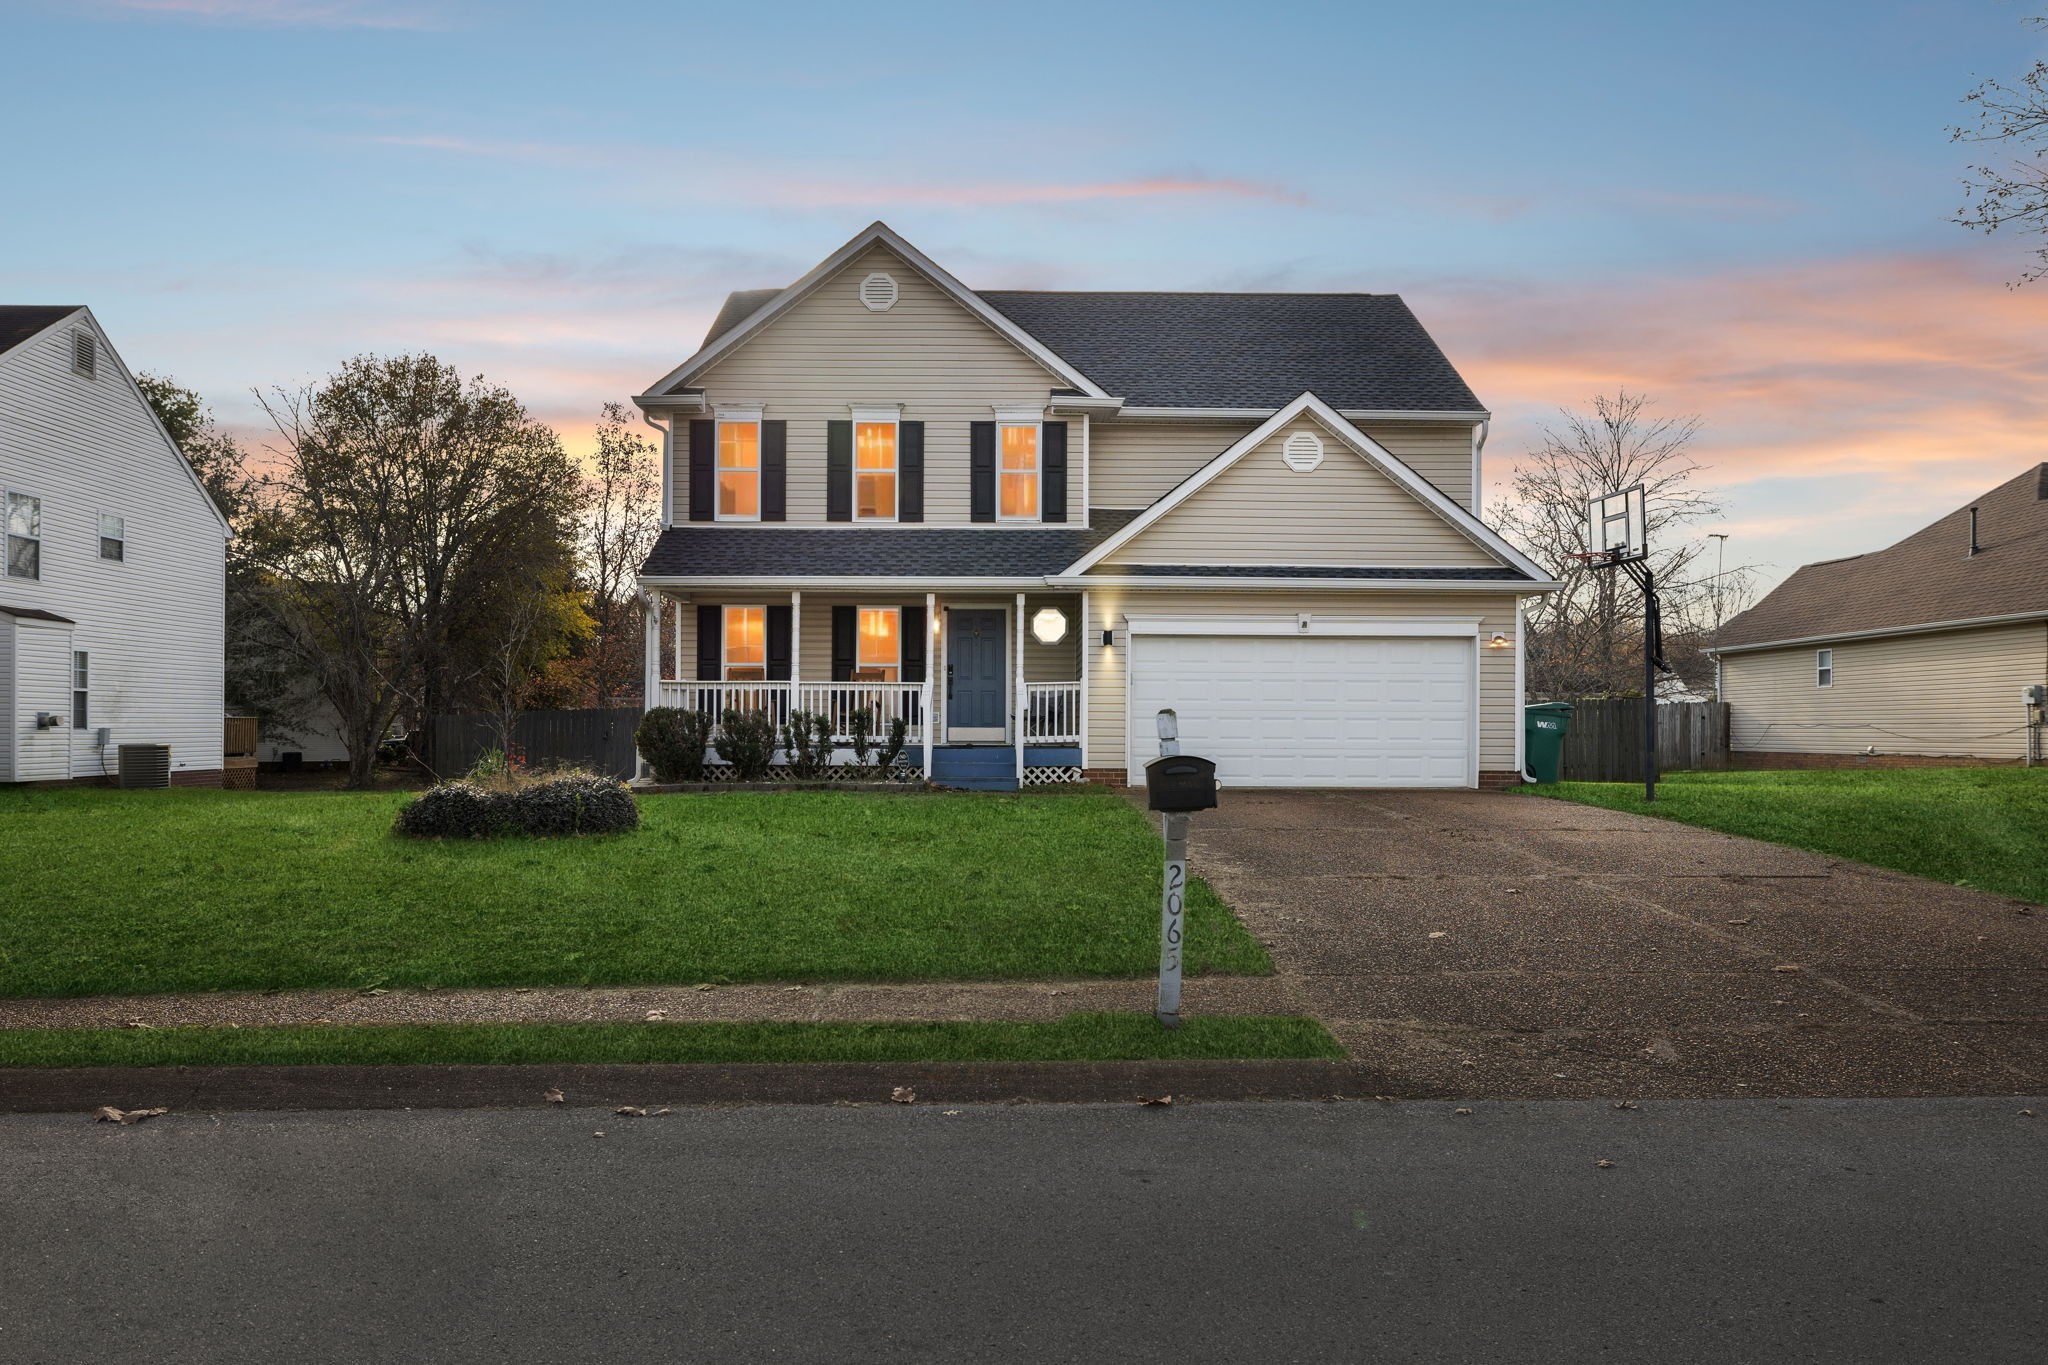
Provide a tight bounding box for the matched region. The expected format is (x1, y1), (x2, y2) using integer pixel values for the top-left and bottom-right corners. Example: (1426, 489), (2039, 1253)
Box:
(1717, 463), (2048, 649)
(1067, 393), (1548, 580)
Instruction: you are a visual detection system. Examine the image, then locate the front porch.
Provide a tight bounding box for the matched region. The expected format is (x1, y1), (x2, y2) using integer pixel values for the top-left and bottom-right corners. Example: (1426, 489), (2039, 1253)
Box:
(641, 588), (1088, 789)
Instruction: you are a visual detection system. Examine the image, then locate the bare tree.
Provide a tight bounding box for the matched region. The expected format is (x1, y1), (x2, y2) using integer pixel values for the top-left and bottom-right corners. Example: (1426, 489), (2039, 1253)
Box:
(1952, 13), (2048, 282)
(580, 402), (661, 708)
(1496, 391), (1754, 698)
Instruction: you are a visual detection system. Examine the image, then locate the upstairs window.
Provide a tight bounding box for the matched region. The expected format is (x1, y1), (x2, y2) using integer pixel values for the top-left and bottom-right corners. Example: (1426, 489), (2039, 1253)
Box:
(723, 605), (767, 681)
(998, 422), (1040, 520)
(855, 420), (897, 520)
(856, 607), (900, 682)
(71, 330), (96, 378)
(1815, 649), (1834, 688)
(72, 652), (89, 730)
(100, 513), (126, 562)
(6, 492), (40, 579)
(717, 419), (761, 519)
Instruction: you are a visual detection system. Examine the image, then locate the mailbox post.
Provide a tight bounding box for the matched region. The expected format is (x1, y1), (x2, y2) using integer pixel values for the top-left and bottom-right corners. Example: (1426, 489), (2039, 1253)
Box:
(1146, 710), (1217, 1030)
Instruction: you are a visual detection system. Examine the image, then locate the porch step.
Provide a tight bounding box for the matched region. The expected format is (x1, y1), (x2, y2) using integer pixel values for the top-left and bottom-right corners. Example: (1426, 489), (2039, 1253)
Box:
(929, 746), (1017, 791)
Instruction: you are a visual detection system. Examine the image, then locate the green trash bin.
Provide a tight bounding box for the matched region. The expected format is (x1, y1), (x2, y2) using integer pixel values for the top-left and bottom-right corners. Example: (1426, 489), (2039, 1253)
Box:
(1523, 702), (1574, 784)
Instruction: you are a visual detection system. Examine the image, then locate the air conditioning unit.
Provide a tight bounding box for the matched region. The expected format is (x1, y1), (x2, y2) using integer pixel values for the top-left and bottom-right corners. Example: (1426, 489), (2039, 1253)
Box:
(117, 743), (172, 789)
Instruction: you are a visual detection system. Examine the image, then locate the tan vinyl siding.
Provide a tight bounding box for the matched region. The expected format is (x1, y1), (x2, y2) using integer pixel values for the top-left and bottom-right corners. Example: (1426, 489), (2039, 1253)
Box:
(1101, 418), (1496, 568)
(1088, 417), (1478, 512)
(693, 246), (1064, 526)
(1722, 622), (2048, 760)
(1082, 589), (1525, 775)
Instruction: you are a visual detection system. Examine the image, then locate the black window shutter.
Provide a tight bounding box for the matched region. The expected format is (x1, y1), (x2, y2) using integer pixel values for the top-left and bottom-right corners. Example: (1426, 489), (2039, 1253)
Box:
(695, 604), (721, 681)
(1042, 421), (1068, 523)
(689, 420), (715, 522)
(766, 604), (792, 681)
(970, 421), (996, 523)
(899, 421), (924, 523)
(831, 606), (856, 681)
(826, 421), (852, 522)
(902, 605), (926, 683)
(761, 421), (787, 522)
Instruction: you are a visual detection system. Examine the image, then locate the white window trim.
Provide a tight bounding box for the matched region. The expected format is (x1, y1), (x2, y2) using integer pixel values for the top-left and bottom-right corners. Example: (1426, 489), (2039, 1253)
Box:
(856, 605), (903, 681)
(72, 650), (89, 730)
(5, 488), (44, 581)
(99, 512), (127, 563)
(1815, 648), (1834, 689)
(850, 407), (901, 524)
(723, 603), (770, 681)
(996, 418), (1043, 523)
(714, 409), (763, 523)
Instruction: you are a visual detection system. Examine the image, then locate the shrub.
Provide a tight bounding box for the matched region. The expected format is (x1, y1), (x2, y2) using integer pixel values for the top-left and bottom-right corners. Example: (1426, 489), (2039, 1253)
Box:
(876, 715), (909, 778)
(393, 781), (516, 839)
(782, 711), (835, 780)
(636, 707), (712, 783)
(845, 706), (876, 779)
(511, 773), (640, 836)
(715, 706), (779, 782)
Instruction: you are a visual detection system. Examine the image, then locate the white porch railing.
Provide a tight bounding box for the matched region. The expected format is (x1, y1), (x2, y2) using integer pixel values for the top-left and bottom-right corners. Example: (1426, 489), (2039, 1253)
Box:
(1023, 681), (1083, 744)
(654, 681), (926, 744)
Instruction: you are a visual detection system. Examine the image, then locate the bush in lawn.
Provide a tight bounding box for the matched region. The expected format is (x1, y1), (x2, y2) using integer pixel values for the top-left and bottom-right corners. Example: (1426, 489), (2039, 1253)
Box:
(715, 706), (779, 782)
(844, 706), (876, 778)
(782, 710), (834, 780)
(510, 773), (640, 836)
(636, 706), (712, 783)
(394, 781), (517, 839)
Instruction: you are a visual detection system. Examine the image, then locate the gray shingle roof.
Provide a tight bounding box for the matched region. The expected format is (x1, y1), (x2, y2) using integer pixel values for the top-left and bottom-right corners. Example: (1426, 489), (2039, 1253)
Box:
(979, 292), (1483, 411)
(686, 288), (1483, 412)
(1096, 564), (1533, 581)
(1717, 463), (2048, 649)
(0, 306), (83, 356)
(641, 511), (1140, 579)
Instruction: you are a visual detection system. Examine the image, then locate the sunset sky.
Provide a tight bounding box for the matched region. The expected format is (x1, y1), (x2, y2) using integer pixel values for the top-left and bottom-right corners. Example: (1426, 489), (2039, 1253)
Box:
(4, 0), (2045, 588)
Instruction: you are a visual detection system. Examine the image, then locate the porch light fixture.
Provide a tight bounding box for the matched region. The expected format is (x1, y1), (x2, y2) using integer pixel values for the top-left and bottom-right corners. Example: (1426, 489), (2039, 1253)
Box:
(1488, 632), (1512, 649)
(1101, 629), (1116, 648)
(1031, 606), (1069, 645)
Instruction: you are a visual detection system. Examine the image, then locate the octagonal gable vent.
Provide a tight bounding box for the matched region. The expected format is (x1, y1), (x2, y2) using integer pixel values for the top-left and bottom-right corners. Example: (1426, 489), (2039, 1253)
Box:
(859, 272), (899, 312)
(1281, 430), (1324, 472)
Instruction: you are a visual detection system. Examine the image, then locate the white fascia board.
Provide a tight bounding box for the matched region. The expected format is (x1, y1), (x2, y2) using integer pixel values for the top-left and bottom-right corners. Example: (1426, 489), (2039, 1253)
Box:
(1123, 614), (1482, 637)
(634, 390), (706, 412)
(1049, 574), (1561, 592)
(1046, 394), (1126, 415)
(1708, 609), (2048, 656)
(1060, 391), (1549, 581)
(1113, 406), (1491, 423)
(639, 575), (1056, 592)
(637, 222), (1111, 401)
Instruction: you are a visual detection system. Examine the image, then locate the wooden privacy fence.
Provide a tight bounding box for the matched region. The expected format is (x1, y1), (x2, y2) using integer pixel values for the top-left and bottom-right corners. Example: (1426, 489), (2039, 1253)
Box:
(1557, 698), (1728, 783)
(427, 708), (642, 781)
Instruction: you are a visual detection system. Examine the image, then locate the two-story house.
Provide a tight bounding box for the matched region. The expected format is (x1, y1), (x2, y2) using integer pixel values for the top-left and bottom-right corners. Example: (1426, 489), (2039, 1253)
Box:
(632, 223), (1554, 791)
(0, 306), (229, 785)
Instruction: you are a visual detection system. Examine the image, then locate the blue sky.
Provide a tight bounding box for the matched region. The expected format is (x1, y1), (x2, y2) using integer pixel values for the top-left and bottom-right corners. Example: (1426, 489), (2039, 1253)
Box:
(4, 0), (2045, 584)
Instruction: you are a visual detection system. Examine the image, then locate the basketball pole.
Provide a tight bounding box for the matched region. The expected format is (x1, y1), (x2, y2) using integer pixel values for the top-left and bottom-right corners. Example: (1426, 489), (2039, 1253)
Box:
(1619, 559), (1663, 803)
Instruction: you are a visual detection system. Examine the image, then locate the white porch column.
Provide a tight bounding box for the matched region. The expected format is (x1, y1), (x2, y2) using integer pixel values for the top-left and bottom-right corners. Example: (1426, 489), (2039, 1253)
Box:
(671, 597), (683, 682)
(789, 591), (802, 693)
(1014, 591), (1026, 787)
(922, 591), (936, 780)
(1078, 589), (1091, 773)
(640, 590), (661, 778)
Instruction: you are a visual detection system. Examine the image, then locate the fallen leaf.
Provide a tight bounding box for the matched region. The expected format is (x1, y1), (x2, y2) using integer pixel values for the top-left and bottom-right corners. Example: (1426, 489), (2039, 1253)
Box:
(694, 983), (716, 992)
(593, 1131), (606, 1138)
(1595, 1158), (1615, 1169)
(1505, 888), (1522, 894)
(1725, 917), (1752, 926)
(615, 1106), (648, 1117)
(782, 985), (805, 993)
(1612, 1100), (1639, 1110)
(891, 1086), (916, 1104)
(361, 987), (388, 996)
(942, 1109), (962, 1116)
(1453, 1107), (1473, 1116)
(1137, 1094), (1174, 1107)
(94, 1106), (168, 1125)
(2021, 1109), (2036, 1118)
(654, 1107), (672, 1116)
(644, 1010), (667, 1021)
(1458, 1059), (1477, 1067)
(1772, 964), (1802, 974)
(543, 1088), (565, 1104)
(1426, 931), (1448, 939)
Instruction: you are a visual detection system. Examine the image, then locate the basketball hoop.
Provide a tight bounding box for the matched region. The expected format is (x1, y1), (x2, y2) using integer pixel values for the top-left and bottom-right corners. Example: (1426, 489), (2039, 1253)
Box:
(1576, 484), (1665, 802)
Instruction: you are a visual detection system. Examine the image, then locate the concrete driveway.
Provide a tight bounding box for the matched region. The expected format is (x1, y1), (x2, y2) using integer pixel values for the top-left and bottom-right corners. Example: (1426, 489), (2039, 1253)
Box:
(1184, 789), (2048, 1099)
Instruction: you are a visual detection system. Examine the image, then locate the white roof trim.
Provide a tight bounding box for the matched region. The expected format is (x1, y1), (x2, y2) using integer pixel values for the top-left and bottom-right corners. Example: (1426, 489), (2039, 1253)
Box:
(1051, 574), (1559, 592)
(1709, 608), (2048, 655)
(639, 222), (1111, 402)
(1112, 406), (1491, 423)
(1060, 392), (1548, 581)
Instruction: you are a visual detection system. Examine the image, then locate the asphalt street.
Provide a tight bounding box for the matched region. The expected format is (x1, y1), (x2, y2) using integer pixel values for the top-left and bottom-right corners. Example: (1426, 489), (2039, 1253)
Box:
(3, 1097), (2042, 1363)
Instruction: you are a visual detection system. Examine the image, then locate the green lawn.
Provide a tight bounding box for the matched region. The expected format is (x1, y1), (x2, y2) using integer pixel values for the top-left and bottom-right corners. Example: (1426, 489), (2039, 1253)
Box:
(0, 788), (1269, 998)
(0, 1013), (1341, 1068)
(1529, 767), (2048, 905)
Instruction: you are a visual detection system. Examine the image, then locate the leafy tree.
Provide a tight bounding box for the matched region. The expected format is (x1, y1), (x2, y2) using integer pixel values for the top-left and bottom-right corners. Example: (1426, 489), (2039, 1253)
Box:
(1952, 13), (2048, 282)
(136, 372), (254, 522)
(579, 401), (661, 708)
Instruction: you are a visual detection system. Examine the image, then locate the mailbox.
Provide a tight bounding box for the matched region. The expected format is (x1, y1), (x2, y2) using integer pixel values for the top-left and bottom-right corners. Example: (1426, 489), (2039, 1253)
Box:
(1146, 755), (1218, 812)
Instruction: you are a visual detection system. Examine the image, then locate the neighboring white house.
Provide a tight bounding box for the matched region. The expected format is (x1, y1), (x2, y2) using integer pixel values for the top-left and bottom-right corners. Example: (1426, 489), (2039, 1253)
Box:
(0, 306), (230, 784)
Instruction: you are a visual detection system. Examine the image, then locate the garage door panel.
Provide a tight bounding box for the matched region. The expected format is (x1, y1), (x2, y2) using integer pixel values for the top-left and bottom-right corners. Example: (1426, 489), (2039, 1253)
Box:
(1128, 633), (1473, 788)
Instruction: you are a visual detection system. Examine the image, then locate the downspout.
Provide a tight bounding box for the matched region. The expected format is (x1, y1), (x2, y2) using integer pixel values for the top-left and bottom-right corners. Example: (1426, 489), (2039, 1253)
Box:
(643, 410), (674, 527)
(1472, 418), (1489, 516)
(1516, 595), (1534, 784)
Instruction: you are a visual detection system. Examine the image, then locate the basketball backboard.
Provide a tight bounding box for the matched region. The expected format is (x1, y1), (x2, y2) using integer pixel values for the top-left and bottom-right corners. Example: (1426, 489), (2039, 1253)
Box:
(1584, 485), (1647, 564)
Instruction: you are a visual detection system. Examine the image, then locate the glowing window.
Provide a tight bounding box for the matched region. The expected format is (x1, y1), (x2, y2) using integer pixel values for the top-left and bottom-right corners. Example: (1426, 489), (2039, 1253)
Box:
(718, 421), (760, 519)
(999, 423), (1039, 520)
(724, 605), (767, 680)
(856, 607), (900, 682)
(855, 421), (897, 520)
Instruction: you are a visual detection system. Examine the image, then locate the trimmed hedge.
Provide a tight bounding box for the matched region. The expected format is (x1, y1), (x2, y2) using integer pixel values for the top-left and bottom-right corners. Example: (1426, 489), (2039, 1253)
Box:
(394, 774), (639, 839)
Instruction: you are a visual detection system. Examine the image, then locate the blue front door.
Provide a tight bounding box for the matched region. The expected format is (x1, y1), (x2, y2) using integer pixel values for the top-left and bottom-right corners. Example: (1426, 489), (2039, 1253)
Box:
(947, 609), (1007, 736)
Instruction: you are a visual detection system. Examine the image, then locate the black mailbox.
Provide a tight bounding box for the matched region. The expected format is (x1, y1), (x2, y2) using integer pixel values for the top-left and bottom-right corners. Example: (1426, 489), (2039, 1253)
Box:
(1146, 755), (1218, 812)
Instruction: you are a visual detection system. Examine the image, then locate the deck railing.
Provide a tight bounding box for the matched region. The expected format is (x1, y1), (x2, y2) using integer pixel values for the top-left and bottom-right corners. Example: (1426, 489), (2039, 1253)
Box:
(654, 680), (926, 744)
(1023, 681), (1083, 744)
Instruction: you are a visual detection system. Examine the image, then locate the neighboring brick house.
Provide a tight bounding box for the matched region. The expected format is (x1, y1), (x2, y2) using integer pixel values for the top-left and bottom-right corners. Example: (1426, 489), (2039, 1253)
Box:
(0, 306), (230, 785)
(1714, 464), (2048, 766)
(632, 223), (1556, 790)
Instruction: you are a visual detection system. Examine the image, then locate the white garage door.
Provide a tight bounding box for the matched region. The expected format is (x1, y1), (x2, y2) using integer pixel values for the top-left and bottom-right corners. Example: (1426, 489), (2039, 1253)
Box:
(1127, 633), (1474, 788)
